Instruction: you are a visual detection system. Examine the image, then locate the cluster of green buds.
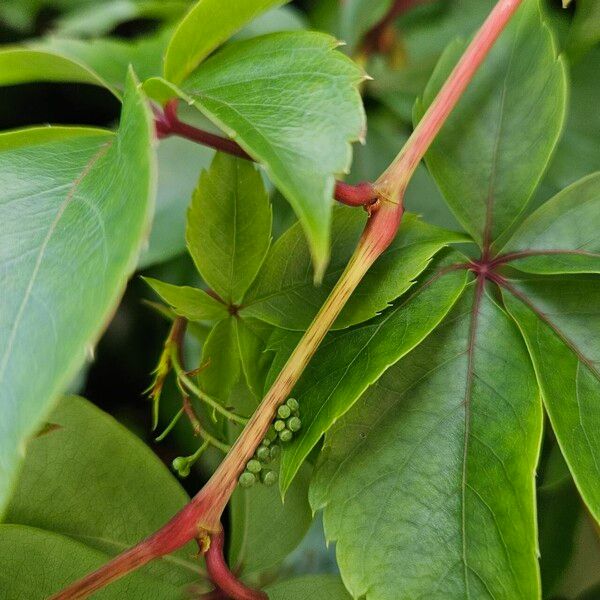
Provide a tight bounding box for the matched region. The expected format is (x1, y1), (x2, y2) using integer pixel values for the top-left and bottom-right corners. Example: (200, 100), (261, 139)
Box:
(238, 397), (301, 489)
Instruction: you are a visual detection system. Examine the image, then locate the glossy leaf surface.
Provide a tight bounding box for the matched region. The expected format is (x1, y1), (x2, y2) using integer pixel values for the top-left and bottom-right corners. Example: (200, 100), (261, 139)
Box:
(179, 32), (365, 277)
(3, 396), (197, 587)
(415, 0), (566, 245)
(0, 71), (155, 516)
(311, 286), (542, 599)
(243, 210), (467, 330)
(504, 277), (600, 522)
(501, 173), (600, 274)
(186, 153), (271, 304)
(277, 256), (469, 491)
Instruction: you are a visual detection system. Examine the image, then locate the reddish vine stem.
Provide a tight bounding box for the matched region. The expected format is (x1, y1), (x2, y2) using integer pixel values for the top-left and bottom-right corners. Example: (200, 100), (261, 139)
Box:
(205, 527), (267, 600)
(51, 2), (524, 598)
(154, 100), (379, 208)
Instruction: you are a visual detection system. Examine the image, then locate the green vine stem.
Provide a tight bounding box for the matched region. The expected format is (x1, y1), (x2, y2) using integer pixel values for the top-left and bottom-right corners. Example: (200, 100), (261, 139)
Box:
(50, 1), (524, 597)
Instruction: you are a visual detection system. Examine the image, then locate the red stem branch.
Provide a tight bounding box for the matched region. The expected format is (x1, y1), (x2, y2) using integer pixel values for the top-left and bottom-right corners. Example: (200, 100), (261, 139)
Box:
(205, 527), (267, 600)
(155, 101), (378, 208)
(51, 2), (523, 598)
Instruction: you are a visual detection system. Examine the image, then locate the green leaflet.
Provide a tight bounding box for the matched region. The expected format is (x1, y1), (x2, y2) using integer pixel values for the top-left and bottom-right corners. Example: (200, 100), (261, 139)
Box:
(546, 46), (600, 192)
(242, 209), (468, 330)
(229, 464), (312, 575)
(414, 0), (566, 246)
(503, 277), (600, 523)
(311, 285), (542, 600)
(177, 31), (366, 279)
(2, 396), (198, 589)
(265, 575), (351, 599)
(0, 526), (182, 599)
(0, 70), (155, 517)
(501, 173), (600, 274)
(30, 30), (172, 92)
(164, 0), (289, 84)
(277, 254), (469, 492)
(198, 317), (242, 404)
(143, 277), (229, 322)
(0, 47), (116, 95)
(186, 153), (272, 305)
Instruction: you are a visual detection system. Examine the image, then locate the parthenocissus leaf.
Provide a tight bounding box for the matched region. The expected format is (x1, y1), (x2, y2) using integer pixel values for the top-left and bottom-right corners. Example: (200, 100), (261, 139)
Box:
(164, 0), (289, 84)
(243, 209), (468, 330)
(0, 69), (156, 517)
(3, 396), (198, 588)
(276, 252), (469, 492)
(503, 277), (600, 523)
(414, 0), (566, 246)
(169, 31), (366, 279)
(311, 284), (542, 599)
(186, 153), (272, 305)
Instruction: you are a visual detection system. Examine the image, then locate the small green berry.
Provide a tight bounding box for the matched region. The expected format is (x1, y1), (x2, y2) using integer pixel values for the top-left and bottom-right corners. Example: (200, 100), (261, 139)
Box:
(274, 419), (286, 432)
(261, 470), (278, 486)
(277, 405), (291, 419)
(239, 472), (256, 488)
(287, 416), (302, 432)
(256, 445), (271, 463)
(266, 426), (278, 441)
(286, 398), (300, 412)
(247, 459), (262, 473)
(269, 444), (281, 460)
(279, 429), (293, 442)
(262, 438), (271, 447)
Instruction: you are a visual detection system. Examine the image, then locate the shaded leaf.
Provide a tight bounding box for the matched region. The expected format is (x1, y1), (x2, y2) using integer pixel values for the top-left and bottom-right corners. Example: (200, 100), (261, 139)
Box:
(415, 0), (566, 245)
(3, 396), (198, 586)
(186, 153), (271, 304)
(143, 277), (229, 322)
(31, 29), (171, 91)
(199, 317), (241, 403)
(265, 575), (351, 600)
(501, 173), (600, 274)
(229, 464), (312, 575)
(567, 0), (600, 61)
(0, 525), (183, 599)
(164, 0), (288, 84)
(0, 47), (115, 95)
(311, 285), (542, 599)
(503, 277), (600, 523)
(243, 209), (468, 330)
(0, 71), (155, 516)
(277, 253), (469, 491)
(234, 317), (274, 398)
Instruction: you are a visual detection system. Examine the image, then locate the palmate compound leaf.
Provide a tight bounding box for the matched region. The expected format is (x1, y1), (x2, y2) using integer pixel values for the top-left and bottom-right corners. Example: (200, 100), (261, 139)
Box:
(1, 396), (198, 596)
(503, 276), (600, 522)
(186, 153), (272, 305)
(147, 31), (366, 279)
(500, 173), (600, 274)
(0, 70), (155, 517)
(164, 0), (289, 84)
(276, 252), (470, 492)
(414, 0), (567, 247)
(242, 209), (469, 330)
(310, 281), (542, 600)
